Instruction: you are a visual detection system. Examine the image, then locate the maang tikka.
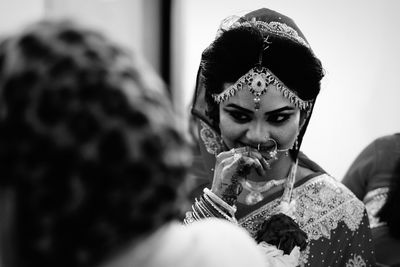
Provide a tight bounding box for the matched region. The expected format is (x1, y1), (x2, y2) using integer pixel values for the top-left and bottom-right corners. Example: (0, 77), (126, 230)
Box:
(212, 38), (312, 111)
(252, 37), (271, 110)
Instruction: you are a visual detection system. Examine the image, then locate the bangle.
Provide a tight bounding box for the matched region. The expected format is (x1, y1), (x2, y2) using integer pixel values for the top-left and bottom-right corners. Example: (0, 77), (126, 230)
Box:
(200, 195), (222, 218)
(204, 188), (237, 216)
(203, 194), (237, 224)
(183, 211), (195, 225)
(191, 206), (201, 220)
(194, 199), (210, 218)
(197, 198), (213, 218)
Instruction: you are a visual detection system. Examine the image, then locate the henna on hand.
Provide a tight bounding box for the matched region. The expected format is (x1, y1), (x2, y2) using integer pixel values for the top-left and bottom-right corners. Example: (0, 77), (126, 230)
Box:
(221, 159), (248, 205)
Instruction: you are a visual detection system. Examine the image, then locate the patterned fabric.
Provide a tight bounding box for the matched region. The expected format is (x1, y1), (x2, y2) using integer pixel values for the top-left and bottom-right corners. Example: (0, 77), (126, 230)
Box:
(363, 187), (389, 228)
(345, 254), (366, 267)
(239, 174), (376, 267)
(199, 120), (224, 155)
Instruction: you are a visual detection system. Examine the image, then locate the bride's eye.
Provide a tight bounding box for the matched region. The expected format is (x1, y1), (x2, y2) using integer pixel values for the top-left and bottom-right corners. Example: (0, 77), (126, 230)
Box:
(228, 111), (251, 123)
(268, 114), (291, 124)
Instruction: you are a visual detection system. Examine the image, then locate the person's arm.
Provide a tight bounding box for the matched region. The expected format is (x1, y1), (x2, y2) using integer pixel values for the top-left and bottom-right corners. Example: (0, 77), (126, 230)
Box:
(342, 140), (378, 200)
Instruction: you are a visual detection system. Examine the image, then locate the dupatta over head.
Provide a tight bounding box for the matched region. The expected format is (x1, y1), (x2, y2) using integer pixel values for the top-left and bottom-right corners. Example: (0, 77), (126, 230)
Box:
(191, 7), (324, 170)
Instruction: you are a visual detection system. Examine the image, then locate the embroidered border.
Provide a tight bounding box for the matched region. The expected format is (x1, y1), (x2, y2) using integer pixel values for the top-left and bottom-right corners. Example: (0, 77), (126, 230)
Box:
(199, 120), (223, 155)
(239, 174), (365, 265)
(346, 254), (366, 267)
(363, 187), (389, 228)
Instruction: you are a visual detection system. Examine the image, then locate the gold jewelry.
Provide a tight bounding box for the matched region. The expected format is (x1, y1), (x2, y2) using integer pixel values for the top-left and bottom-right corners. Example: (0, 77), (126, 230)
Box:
(203, 188), (237, 215)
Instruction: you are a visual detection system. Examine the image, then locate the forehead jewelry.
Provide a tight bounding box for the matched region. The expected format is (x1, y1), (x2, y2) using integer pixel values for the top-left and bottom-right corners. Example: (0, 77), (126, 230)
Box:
(253, 37), (272, 111)
(212, 66), (312, 111)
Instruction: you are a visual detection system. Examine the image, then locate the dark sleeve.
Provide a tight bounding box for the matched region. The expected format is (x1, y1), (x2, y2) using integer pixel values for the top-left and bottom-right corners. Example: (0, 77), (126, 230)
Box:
(342, 140), (378, 200)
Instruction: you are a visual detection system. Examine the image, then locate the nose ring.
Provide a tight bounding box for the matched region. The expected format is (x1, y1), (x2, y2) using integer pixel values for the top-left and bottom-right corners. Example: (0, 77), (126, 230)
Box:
(256, 138), (278, 152)
(265, 137), (278, 148)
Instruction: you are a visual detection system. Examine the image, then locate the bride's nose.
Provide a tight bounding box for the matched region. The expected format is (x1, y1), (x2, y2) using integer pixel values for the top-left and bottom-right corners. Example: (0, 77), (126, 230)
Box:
(246, 122), (270, 146)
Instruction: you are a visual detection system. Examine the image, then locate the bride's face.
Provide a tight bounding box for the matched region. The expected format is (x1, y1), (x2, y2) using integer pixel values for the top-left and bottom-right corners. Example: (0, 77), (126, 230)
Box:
(219, 83), (300, 153)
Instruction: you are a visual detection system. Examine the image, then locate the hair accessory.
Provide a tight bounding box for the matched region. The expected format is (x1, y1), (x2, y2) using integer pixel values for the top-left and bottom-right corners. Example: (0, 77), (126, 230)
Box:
(212, 67), (312, 111)
(257, 35), (271, 67)
(217, 17), (310, 49)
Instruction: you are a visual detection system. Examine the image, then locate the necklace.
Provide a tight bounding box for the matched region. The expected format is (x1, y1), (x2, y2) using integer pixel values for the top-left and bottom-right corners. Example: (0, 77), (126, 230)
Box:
(241, 178), (286, 205)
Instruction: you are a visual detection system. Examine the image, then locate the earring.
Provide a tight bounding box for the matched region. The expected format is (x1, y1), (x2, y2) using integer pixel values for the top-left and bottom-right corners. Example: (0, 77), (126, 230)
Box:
(293, 137), (299, 150)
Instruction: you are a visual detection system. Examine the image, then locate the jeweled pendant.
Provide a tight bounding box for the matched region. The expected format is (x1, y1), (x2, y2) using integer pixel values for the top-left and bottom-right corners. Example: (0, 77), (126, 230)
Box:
(254, 95), (261, 110)
(245, 191), (264, 205)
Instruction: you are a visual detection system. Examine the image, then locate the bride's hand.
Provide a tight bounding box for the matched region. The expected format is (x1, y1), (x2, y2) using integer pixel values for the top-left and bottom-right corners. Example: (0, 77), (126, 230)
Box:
(211, 147), (269, 205)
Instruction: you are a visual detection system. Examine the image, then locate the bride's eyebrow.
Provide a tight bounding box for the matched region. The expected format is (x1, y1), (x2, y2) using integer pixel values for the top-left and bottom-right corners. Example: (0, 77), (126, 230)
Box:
(265, 106), (295, 115)
(224, 103), (252, 113)
(225, 104), (295, 115)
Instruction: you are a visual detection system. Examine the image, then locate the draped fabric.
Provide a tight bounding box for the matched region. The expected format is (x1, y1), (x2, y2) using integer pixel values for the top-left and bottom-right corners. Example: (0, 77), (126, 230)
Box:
(187, 119), (376, 266)
(239, 173), (375, 266)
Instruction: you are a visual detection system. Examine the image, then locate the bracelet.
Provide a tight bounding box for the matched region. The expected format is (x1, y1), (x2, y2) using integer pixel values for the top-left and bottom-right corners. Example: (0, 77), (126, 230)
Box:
(194, 198), (210, 218)
(200, 195), (223, 218)
(183, 211), (195, 225)
(191, 205), (201, 220)
(203, 194), (237, 224)
(196, 198), (213, 218)
(197, 198), (214, 218)
(204, 188), (237, 216)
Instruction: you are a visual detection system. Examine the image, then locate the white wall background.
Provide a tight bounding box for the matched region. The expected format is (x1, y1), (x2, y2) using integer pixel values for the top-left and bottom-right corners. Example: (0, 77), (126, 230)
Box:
(171, 0), (400, 180)
(44, 0), (161, 74)
(0, 0), (161, 75)
(0, 0), (45, 36)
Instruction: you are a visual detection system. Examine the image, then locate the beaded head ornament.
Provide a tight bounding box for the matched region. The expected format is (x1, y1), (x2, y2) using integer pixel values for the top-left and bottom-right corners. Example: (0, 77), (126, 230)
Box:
(212, 66), (312, 111)
(211, 16), (313, 111)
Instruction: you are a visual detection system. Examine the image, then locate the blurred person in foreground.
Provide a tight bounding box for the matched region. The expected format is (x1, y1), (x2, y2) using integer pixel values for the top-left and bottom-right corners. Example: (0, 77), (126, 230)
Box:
(343, 133), (400, 266)
(0, 20), (268, 267)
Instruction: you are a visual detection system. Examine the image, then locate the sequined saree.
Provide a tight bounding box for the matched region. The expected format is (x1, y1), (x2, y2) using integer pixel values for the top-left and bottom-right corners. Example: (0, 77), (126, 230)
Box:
(187, 126), (376, 266)
(238, 172), (375, 266)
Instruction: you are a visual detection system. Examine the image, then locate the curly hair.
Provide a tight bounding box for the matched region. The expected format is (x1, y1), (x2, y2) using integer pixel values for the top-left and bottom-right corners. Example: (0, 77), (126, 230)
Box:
(201, 24), (324, 128)
(0, 20), (191, 267)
